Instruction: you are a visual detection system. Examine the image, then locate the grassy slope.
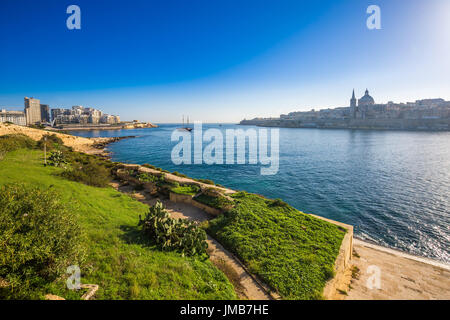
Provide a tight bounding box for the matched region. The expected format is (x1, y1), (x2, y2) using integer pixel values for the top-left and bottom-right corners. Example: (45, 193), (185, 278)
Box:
(207, 192), (345, 300)
(0, 149), (236, 300)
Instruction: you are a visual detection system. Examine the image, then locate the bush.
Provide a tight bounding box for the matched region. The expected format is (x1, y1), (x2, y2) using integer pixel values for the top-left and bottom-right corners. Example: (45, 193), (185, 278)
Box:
(0, 184), (85, 299)
(137, 172), (163, 184)
(37, 134), (64, 151)
(195, 178), (215, 185)
(0, 134), (36, 155)
(170, 184), (200, 196)
(60, 160), (111, 187)
(267, 198), (289, 208)
(172, 171), (188, 178)
(138, 201), (208, 257)
(194, 191), (234, 211)
(47, 151), (68, 168)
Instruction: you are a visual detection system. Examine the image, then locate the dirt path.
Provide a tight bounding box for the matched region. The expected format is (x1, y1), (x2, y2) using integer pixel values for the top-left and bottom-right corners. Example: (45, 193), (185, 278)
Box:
(110, 181), (271, 300)
(341, 239), (450, 300)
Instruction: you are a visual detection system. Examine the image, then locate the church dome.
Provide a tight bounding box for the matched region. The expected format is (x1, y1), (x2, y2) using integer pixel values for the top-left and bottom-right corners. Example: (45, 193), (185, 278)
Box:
(358, 89), (375, 106)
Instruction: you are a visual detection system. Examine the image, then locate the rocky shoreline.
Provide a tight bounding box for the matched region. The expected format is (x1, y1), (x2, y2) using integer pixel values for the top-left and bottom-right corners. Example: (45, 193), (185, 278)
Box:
(92, 136), (136, 157)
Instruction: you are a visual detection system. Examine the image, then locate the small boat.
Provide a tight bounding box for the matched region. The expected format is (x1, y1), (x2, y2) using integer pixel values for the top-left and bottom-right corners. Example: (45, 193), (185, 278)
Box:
(178, 115), (193, 132)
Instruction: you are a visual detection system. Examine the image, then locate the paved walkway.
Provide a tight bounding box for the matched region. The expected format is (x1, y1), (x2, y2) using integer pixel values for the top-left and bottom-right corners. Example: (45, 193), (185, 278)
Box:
(342, 239), (450, 300)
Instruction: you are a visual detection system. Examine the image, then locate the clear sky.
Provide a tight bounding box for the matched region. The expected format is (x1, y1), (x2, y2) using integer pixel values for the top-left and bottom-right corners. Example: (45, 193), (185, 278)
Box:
(1, 0), (449, 123)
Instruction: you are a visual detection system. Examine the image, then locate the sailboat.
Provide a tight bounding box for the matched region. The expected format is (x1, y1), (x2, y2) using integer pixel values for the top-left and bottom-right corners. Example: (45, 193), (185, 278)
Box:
(178, 115), (193, 132)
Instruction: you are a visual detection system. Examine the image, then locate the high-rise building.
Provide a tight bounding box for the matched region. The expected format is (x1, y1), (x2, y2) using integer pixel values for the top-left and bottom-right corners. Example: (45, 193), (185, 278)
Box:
(24, 97), (42, 125)
(40, 104), (50, 123)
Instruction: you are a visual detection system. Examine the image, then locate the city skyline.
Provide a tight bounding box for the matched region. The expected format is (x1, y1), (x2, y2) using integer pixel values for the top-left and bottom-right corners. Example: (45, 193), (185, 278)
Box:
(1, 0), (450, 122)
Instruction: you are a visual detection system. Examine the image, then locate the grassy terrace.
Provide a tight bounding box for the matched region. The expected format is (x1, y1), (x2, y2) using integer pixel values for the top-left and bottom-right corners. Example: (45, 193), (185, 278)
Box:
(0, 149), (236, 299)
(207, 193), (346, 300)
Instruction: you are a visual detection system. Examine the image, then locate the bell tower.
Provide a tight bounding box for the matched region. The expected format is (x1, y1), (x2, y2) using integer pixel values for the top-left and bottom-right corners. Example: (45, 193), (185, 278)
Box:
(350, 89), (357, 118)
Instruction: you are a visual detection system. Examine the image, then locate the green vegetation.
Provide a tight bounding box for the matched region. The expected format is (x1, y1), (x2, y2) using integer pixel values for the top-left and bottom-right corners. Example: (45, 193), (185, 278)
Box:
(0, 149), (236, 299)
(137, 172), (164, 184)
(139, 201), (208, 257)
(60, 160), (112, 187)
(142, 163), (170, 173)
(207, 192), (345, 300)
(194, 192), (234, 211)
(47, 150), (69, 167)
(37, 134), (64, 151)
(0, 134), (36, 158)
(172, 171), (188, 178)
(194, 178), (215, 185)
(170, 184), (200, 196)
(0, 184), (86, 299)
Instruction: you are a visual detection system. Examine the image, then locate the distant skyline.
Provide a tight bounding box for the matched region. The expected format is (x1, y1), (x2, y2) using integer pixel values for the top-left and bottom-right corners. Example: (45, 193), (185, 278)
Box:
(1, 0), (450, 123)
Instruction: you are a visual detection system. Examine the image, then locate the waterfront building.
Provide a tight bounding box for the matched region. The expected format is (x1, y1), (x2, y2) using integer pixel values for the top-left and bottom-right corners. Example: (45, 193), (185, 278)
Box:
(24, 97), (42, 125)
(242, 89), (450, 130)
(358, 89), (375, 106)
(51, 105), (120, 126)
(51, 108), (67, 121)
(40, 104), (50, 123)
(0, 109), (27, 126)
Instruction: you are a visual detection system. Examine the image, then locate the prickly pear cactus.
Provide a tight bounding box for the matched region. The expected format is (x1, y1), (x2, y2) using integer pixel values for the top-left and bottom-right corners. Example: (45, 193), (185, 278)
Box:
(138, 200), (208, 257)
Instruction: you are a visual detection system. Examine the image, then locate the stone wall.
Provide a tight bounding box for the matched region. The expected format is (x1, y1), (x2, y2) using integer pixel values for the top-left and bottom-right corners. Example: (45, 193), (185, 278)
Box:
(311, 214), (354, 299)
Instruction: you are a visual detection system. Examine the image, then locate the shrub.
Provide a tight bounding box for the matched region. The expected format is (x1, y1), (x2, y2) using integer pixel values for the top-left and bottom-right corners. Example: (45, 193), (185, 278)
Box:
(37, 134), (64, 151)
(195, 178), (215, 185)
(0, 134), (36, 156)
(194, 191), (234, 211)
(28, 124), (46, 130)
(47, 150), (68, 168)
(0, 184), (85, 299)
(142, 163), (156, 170)
(138, 201), (208, 257)
(60, 160), (111, 187)
(267, 198), (289, 208)
(137, 172), (163, 184)
(170, 184), (200, 196)
(172, 171), (188, 178)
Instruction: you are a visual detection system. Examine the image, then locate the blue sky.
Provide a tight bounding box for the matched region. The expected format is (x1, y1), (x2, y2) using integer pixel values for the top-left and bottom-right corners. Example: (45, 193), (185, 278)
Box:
(1, 0), (449, 122)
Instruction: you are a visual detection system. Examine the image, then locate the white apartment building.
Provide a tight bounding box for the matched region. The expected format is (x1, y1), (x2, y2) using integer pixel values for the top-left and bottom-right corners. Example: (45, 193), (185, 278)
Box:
(0, 109), (27, 126)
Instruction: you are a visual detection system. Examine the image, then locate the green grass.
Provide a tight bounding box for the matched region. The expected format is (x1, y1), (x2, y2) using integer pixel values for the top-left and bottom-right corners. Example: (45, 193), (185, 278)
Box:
(170, 185), (200, 196)
(207, 192), (345, 300)
(0, 149), (236, 300)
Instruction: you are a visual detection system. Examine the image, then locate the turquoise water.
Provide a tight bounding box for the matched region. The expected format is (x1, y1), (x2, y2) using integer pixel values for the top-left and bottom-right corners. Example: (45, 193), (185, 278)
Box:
(70, 124), (450, 263)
